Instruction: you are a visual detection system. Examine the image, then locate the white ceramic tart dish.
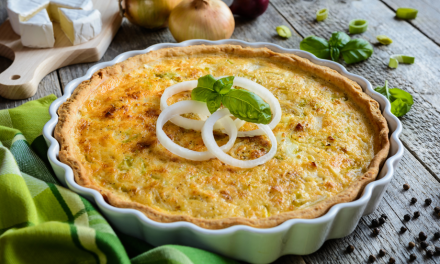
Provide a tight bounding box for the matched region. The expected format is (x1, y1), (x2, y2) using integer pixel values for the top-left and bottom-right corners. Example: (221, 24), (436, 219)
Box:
(43, 40), (403, 264)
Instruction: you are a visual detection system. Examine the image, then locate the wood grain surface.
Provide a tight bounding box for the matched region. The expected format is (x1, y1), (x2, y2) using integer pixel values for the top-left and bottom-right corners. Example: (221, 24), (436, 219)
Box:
(2, 0), (440, 263)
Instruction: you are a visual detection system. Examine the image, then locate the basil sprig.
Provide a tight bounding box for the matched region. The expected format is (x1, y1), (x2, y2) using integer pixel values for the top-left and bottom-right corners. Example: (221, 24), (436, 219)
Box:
(300, 31), (373, 64)
(191, 74), (272, 124)
(374, 80), (413, 117)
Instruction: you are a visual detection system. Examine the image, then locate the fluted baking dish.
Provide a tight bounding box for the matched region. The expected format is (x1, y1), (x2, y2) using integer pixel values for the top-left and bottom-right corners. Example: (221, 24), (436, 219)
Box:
(43, 39), (403, 264)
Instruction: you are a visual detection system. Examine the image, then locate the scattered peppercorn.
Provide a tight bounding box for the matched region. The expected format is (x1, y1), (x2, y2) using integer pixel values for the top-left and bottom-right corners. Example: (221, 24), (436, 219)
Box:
(409, 242), (415, 248)
(381, 214), (388, 220)
(404, 214), (411, 221)
(427, 250), (434, 258)
(369, 255), (376, 262)
(409, 254), (417, 261)
(435, 246), (440, 253)
(371, 219), (379, 227)
(379, 249), (386, 256)
(346, 245), (354, 253)
(414, 211), (420, 218)
(435, 207), (440, 214)
(425, 198), (432, 206)
(403, 183), (410, 190)
(411, 197), (417, 204)
(434, 232), (440, 239)
(373, 228), (380, 236)
(419, 232), (427, 241)
(389, 257), (395, 264)
(421, 241), (428, 249)
(379, 217), (385, 225)
(400, 226), (407, 233)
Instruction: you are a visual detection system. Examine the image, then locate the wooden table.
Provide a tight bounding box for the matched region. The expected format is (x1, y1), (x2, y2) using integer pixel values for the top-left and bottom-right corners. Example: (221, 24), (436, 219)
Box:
(1, 0), (440, 263)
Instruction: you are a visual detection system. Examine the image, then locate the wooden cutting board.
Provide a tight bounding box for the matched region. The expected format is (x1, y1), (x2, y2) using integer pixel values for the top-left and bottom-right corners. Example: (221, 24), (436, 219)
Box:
(0, 0), (122, 100)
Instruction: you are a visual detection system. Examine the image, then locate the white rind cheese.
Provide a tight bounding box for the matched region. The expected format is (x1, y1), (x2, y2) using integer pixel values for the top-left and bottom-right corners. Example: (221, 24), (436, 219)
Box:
(59, 8), (102, 46)
(19, 8), (54, 48)
(49, 0), (93, 22)
(7, 0), (49, 35)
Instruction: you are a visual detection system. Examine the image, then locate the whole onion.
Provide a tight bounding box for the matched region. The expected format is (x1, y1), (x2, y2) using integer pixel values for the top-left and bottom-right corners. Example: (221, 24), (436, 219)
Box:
(168, 0), (235, 42)
(119, 0), (182, 29)
(229, 0), (269, 19)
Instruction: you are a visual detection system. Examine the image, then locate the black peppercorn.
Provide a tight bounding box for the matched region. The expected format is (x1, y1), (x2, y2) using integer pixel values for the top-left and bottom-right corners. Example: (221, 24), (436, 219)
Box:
(435, 246), (440, 253)
(404, 214), (411, 221)
(403, 183), (410, 190)
(381, 214), (388, 219)
(346, 245), (354, 253)
(409, 242), (415, 248)
(435, 207), (440, 214)
(419, 232), (427, 241)
(369, 255), (376, 262)
(411, 197), (417, 204)
(379, 217), (385, 225)
(414, 211), (420, 218)
(371, 219), (379, 227)
(400, 226), (407, 233)
(389, 257), (395, 264)
(421, 241), (428, 249)
(379, 249), (386, 256)
(425, 198), (432, 206)
(409, 254), (416, 261)
(373, 228), (380, 236)
(435, 232), (440, 239)
(427, 250), (434, 258)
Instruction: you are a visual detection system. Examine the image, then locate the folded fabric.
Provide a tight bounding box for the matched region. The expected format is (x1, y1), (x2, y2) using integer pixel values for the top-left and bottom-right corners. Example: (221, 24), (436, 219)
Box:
(0, 95), (237, 264)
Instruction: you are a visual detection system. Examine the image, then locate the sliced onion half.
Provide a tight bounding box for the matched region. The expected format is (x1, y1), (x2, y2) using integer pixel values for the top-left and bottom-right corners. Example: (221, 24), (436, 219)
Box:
(202, 108), (278, 168)
(156, 100), (237, 161)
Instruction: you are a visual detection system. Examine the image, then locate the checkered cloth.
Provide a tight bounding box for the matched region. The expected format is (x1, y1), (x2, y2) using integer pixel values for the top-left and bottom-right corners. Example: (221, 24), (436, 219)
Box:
(0, 95), (237, 264)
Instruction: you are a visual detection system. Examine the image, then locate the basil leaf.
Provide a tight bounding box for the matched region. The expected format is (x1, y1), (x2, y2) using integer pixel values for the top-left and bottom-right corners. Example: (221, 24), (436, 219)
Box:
(328, 32), (351, 49)
(389, 88), (414, 107)
(197, 74), (216, 90)
(391, 98), (411, 117)
(330, 47), (340, 62)
(375, 80), (413, 117)
(191, 87), (217, 102)
(374, 80), (391, 100)
(340, 39), (373, 64)
(206, 93), (222, 114)
(222, 89), (272, 124)
(213, 76), (234, 95)
(299, 36), (330, 59)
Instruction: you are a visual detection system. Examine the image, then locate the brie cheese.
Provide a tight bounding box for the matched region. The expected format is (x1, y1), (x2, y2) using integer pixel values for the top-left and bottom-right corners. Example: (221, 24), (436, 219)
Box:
(49, 0), (93, 22)
(59, 8), (102, 45)
(7, 0), (50, 35)
(19, 9), (54, 48)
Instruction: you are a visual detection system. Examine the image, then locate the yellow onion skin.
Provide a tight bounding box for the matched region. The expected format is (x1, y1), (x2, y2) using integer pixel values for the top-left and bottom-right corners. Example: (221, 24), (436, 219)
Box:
(123, 0), (182, 29)
(169, 0), (235, 42)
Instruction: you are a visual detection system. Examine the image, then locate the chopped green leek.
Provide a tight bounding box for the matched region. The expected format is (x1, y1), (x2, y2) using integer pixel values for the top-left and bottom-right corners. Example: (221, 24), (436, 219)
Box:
(376, 35), (393, 45)
(276, 25), (292, 38)
(388, 55), (415, 69)
(396, 8), (418, 19)
(349, 19), (368, 34)
(316, 8), (328, 21)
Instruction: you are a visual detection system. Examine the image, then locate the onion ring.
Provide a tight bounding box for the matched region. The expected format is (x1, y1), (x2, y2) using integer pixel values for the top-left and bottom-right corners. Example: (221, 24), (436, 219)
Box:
(156, 100), (237, 161)
(202, 108), (277, 168)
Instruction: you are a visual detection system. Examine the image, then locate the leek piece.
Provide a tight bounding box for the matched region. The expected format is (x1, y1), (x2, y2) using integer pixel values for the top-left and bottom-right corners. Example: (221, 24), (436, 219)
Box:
(316, 8), (328, 21)
(376, 35), (393, 45)
(388, 55), (415, 69)
(276, 26), (292, 38)
(396, 8), (418, 19)
(349, 19), (368, 34)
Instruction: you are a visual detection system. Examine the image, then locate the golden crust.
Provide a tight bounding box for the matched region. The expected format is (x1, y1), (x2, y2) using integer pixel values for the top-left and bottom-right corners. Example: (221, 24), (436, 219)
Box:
(55, 44), (389, 229)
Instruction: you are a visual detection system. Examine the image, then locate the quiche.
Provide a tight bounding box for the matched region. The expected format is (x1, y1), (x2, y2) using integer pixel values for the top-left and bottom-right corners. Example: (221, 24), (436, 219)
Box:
(55, 45), (389, 229)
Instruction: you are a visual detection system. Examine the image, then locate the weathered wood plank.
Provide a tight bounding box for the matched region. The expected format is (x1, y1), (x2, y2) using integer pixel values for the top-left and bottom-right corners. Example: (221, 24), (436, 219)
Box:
(270, 0), (440, 178)
(304, 148), (440, 264)
(0, 0), (62, 109)
(381, 0), (440, 46)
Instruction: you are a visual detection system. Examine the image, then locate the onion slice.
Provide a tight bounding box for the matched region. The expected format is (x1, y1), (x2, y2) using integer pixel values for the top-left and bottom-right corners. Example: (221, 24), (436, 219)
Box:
(202, 108), (277, 168)
(156, 100), (237, 161)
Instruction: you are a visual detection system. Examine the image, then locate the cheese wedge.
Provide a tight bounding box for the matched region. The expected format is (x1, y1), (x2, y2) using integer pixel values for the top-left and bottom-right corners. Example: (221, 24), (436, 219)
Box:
(19, 9), (54, 48)
(7, 0), (50, 35)
(49, 0), (93, 22)
(59, 8), (102, 46)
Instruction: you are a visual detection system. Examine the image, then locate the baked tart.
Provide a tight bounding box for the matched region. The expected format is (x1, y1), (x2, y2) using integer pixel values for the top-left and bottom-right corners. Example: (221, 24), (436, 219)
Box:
(55, 45), (389, 229)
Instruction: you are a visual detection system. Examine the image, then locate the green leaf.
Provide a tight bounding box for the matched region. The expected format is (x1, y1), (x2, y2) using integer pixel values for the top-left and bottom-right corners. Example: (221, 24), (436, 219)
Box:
(391, 98), (411, 117)
(340, 38), (373, 64)
(375, 80), (413, 117)
(206, 93), (222, 114)
(213, 76), (234, 95)
(374, 80), (391, 100)
(191, 87), (217, 102)
(330, 47), (340, 62)
(222, 89), (272, 124)
(328, 32), (351, 49)
(299, 36), (330, 59)
(197, 74), (216, 90)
